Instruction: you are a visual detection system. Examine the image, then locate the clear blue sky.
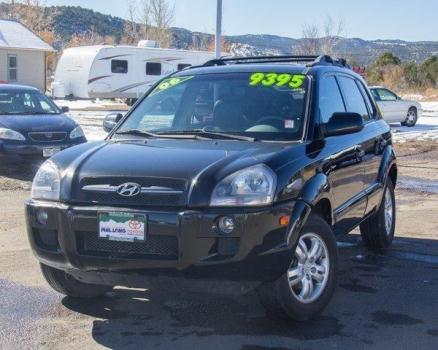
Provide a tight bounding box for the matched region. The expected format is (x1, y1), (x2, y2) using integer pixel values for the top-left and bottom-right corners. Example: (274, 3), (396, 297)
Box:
(45, 0), (438, 41)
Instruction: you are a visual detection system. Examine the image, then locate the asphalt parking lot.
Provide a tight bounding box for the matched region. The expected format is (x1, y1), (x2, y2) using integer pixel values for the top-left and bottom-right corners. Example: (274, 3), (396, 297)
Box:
(1, 142), (438, 350)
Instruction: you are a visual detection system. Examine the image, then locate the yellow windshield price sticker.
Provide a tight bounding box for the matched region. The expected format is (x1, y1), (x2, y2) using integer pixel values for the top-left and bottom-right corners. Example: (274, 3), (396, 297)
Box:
(249, 73), (306, 89)
(151, 76), (194, 95)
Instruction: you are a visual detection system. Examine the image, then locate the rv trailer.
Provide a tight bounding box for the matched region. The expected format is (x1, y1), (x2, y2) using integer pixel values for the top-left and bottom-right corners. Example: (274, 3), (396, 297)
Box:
(52, 41), (215, 102)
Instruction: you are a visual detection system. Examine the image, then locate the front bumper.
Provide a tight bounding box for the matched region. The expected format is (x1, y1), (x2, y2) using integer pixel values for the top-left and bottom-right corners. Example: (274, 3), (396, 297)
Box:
(0, 138), (86, 156)
(25, 200), (296, 285)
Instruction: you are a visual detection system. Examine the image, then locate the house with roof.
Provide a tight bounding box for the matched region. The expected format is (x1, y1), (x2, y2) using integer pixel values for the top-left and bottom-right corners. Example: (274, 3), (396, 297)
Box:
(0, 19), (54, 91)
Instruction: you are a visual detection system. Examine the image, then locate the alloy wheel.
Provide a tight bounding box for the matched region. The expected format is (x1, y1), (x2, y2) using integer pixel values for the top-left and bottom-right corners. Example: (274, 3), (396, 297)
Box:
(287, 233), (330, 304)
(384, 187), (394, 235)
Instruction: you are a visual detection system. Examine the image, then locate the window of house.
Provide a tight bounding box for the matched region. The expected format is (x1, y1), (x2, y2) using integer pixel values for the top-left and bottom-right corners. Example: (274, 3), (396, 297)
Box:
(8, 55), (17, 81)
(146, 62), (162, 76)
(177, 63), (191, 70)
(111, 60), (128, 74)
(337, 76), (370, 121)
(319, 76), (346, 123)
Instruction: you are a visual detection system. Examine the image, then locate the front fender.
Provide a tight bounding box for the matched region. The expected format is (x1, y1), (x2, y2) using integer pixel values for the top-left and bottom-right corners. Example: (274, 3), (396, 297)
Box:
(285, 172), (332, 249)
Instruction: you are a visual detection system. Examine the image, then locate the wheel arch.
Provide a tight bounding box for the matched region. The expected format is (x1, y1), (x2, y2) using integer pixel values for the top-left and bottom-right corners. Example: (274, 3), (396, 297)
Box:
(285, 173), (334, 249)
(378, 145), (397, 187)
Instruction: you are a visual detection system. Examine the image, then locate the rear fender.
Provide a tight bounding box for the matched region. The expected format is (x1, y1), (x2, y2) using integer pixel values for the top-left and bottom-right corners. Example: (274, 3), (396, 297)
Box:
(378, 145), (397, 187)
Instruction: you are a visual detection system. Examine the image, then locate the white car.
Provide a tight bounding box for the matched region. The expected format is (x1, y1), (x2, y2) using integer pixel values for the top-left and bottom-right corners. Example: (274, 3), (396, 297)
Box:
(370, 86), (422, 127)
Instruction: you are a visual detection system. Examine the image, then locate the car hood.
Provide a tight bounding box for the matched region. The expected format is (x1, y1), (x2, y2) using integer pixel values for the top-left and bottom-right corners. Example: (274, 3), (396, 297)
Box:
(0, 113), (77, 133)
(55, 139), (303, 207)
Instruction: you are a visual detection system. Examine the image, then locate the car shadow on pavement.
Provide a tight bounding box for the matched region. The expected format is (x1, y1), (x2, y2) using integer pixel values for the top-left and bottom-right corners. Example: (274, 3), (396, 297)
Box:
(61, 236), (438, 350)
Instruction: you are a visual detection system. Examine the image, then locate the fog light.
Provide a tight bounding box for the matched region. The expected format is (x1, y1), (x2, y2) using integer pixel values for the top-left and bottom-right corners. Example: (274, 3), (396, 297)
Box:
(36, 209), (48, 225)
(218, 216), (235, 234)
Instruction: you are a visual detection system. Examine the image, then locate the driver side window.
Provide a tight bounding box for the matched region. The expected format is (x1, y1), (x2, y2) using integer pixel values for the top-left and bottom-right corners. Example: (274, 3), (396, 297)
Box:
(319, 76), (346, 123)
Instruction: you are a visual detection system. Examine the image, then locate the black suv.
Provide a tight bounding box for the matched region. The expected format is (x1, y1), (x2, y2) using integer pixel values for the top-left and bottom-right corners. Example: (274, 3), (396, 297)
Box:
(26, 55), (397, 321)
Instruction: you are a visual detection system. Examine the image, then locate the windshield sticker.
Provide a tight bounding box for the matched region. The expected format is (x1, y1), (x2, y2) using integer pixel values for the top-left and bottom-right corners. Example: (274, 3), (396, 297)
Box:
(284, 120), (295, 129)
(249, 73), (306, 89)
(151, 76), (194, 96)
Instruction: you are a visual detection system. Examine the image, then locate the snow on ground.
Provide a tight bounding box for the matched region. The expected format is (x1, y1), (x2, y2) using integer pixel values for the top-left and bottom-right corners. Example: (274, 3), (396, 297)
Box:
(391, 102), (438, 143)
(68, 101), (438, 143)
(57, 99), (128, 111)
(68, 110), (124, 141)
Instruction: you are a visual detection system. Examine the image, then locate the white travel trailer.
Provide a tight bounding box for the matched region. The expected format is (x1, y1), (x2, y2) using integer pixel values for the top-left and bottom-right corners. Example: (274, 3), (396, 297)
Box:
(52, 41), (215, 102)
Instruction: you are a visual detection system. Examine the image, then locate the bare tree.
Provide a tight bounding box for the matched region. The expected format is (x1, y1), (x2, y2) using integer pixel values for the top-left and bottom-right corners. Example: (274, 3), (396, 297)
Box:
(122, 0), (142, 44)
(149, 0), (174, 47)
(295, 16), (345, 56)
(10, 0), (52, 36)
(321, 16), (344, 56)
(296, 24), (320, 55)
(121, 0), (174, 48)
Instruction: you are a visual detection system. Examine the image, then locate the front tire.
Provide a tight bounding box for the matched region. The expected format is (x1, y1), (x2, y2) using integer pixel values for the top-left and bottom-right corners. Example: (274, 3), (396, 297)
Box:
(401, 107), (417, 127)
(360, 180), (396, 250)
(257, 214), (338, 321)
(40, 264), (112, 298)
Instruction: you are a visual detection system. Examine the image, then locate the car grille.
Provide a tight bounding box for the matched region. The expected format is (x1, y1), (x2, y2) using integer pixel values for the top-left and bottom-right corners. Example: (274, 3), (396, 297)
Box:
(28, 131), (67, 142)
(76, 177), (188, 206)
(77, 231), (179, 260)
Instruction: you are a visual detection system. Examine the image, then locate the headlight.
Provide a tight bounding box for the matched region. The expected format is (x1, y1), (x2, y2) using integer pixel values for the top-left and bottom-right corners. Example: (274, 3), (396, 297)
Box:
(31, 161), (60, 201)
(70, 126), (85, 139)
(0, 128), (25, 141)
(211, 164), (277, 207)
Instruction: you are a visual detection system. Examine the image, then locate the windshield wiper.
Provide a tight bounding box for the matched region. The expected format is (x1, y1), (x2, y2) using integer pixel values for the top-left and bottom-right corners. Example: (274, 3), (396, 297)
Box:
(159, 129), (256, 142)
(115, 129), (159, 138)
(114, 129), (210, 140)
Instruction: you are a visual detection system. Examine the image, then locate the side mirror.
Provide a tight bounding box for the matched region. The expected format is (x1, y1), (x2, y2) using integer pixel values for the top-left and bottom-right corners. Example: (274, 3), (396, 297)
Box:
(61, 106), (70, 113)
(321, 112), (364, 137)
(103, 112), (124, 133)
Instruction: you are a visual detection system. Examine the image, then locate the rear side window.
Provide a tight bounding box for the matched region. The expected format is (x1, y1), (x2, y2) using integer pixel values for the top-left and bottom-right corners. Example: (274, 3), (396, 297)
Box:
(337, 76), (369, 121)
(376, 88), (398, 101)
(111, 60), (128, 74)
(177, 63), (191, 70)
(146, 62), (162, 76)
(370, 89), (380, 101)
(357, 82), (377, 119)
(319, 76), (345, 123)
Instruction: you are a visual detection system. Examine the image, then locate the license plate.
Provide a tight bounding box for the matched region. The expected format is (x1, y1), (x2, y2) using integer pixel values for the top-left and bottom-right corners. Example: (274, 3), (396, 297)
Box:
(43, 147), (61, 158)
(98, 212), (146, 242)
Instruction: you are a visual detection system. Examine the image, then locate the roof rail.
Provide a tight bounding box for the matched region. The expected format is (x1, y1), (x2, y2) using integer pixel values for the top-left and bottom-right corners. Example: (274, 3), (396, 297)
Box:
(202, 55), (319, 66)
(201, 54), (351, 69)
(308, 55), (351, 68)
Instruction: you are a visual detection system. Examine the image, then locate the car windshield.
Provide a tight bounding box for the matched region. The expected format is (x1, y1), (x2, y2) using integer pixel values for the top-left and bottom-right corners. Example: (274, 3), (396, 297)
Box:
(0, 91), (61, 115)
(115, 72), (309, 141)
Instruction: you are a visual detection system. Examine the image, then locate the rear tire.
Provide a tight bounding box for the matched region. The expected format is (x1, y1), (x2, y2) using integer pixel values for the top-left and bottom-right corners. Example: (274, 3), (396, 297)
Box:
(40, 264), (112, 298)
(257, 214), (338, 321)
(401, 107), (417, 127)
(360, 180), (396, 250)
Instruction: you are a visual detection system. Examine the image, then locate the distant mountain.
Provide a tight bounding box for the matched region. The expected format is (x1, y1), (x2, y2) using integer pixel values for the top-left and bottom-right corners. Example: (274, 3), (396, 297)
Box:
(2, 4), (437, 65)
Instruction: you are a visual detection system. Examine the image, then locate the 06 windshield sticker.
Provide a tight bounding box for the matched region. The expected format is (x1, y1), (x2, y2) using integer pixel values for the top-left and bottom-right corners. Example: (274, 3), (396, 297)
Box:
(249, 73), (306, 89)
(150, 76), (194, 96)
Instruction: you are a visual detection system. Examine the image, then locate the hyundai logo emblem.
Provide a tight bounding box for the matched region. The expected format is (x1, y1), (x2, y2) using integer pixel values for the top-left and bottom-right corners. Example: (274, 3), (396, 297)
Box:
(117, 183), (141, 197)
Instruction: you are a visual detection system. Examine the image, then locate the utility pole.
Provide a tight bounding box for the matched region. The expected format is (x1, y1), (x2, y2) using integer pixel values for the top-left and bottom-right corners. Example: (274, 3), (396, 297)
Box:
(215, 0), (222, 58)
